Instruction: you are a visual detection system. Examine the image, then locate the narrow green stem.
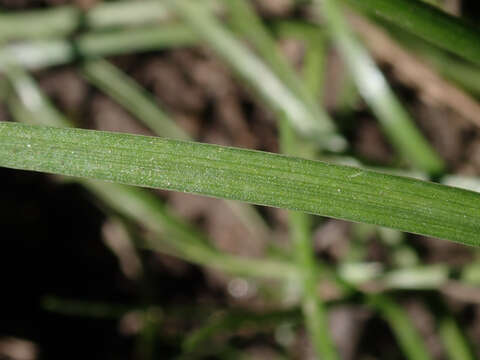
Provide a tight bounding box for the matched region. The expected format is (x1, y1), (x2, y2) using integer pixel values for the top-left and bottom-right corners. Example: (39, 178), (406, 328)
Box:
(438, 314), (475, 360)
(275, 19), (339, 357)
(289, 205), (339, 360)
(368, 295), (432, 360)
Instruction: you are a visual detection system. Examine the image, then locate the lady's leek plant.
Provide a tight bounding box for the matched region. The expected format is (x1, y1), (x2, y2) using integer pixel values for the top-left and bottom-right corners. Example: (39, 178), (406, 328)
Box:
(1, 0), (480, 359)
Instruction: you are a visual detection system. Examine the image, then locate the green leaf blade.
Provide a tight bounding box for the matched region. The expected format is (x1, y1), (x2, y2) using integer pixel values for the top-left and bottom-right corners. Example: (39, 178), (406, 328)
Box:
(347, 0), (480, 66)
(1, 123), (479, 246)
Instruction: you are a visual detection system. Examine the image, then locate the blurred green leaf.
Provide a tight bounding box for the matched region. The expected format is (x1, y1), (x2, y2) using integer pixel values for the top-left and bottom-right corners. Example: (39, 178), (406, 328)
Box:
(166, 0), (345, 151)
(0, 24), (197, 70)
(369, 295), (432, 360)
(439, 314), (475, 360)
(346, 0), (480, 66)
(318, 0), (445, 175)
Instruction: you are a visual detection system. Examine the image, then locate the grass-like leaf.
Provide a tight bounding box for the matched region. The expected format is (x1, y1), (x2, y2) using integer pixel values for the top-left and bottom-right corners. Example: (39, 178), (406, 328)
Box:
(1, 122), (479, 246)
(0, 24), (197, 71)
(347, 0), (480, 66)
(319, 0), (445, 175)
